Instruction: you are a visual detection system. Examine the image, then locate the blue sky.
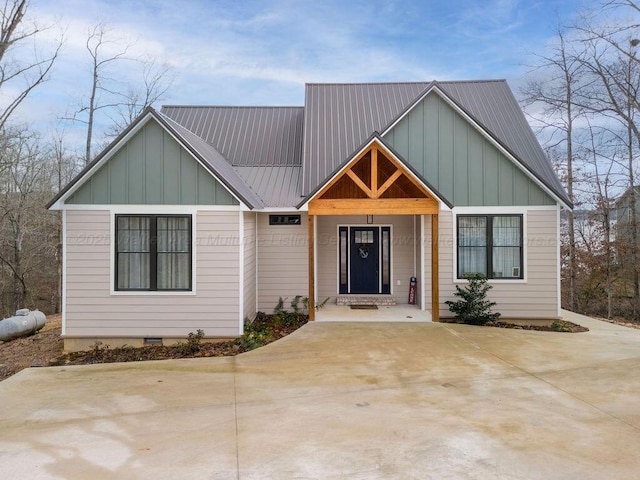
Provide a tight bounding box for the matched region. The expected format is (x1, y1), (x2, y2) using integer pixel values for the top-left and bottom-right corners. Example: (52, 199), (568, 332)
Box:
(19, 0), (586, 148)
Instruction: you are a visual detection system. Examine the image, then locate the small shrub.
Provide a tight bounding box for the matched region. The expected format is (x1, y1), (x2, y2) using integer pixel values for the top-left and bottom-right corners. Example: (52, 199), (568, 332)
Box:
(178, 329), (205, 355)
(550, 320), (573, 332)
(445, 273), (500, 326)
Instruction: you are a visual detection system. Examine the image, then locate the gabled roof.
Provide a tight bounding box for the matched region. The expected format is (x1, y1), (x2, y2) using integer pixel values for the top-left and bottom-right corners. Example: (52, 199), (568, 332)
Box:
(301, 80), (571, 208)
(47, 107), (264, 210)
(161, 106), (303, 166)
(52, 80), (569, 211)
(302, 82), (429, 195)
(162, 106), (303, 208)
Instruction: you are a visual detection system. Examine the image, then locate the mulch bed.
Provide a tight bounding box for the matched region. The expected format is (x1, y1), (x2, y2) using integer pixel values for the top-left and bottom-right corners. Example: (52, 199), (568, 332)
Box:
(443, 319), (588, 332)
(486, 320), (588, 332)
(50, 312), (308, 367)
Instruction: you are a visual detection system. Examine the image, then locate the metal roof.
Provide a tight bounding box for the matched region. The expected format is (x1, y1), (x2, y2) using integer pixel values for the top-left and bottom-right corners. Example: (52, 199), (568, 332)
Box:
(438, 80), (570, 206)
(157, 112), (265, 208)
(234, 166), (302, 208)
(301, 82), (429, 194)
(59, 80), (568, 210)
(301, 80), (570, 207)
(161, 106), (303, 166)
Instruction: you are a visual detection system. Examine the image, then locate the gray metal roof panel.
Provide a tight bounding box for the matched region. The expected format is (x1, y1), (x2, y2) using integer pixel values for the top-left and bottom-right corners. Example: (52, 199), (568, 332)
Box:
(301, 82), (429, 194)
(161, 106), (303, 167)
(234, 166), (302, 208)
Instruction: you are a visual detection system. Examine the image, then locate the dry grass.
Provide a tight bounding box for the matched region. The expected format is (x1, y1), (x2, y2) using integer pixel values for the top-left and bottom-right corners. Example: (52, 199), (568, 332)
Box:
(0, 314), (63, 381)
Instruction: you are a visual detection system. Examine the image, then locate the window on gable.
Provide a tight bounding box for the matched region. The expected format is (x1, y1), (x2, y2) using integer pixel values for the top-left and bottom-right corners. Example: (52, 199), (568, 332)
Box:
(116, 215), (192, 291)
(457, 215), (523, 280)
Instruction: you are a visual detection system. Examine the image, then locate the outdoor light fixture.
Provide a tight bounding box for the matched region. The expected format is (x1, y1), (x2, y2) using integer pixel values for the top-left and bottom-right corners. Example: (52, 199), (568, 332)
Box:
(367, 215), (373, 224)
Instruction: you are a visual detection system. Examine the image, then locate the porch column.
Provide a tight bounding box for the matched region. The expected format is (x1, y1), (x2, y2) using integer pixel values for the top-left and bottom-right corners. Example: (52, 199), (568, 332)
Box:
(431, 214), (439, 321)
(308, 214), (315, 321)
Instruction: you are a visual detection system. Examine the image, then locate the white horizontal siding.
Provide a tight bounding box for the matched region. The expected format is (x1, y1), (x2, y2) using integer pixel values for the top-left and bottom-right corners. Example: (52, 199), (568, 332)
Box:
(65, 210), (241, 338)
(439, 209), (559, 319)
(257, 212), (308, 311)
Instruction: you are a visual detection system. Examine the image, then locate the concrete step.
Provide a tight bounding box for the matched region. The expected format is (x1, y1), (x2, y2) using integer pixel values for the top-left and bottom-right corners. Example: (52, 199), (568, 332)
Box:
(336, 295), (397, 306)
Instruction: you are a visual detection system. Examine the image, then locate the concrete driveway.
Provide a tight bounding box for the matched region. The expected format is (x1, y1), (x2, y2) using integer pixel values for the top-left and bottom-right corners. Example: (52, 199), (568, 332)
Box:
(1, 311), (640, 480)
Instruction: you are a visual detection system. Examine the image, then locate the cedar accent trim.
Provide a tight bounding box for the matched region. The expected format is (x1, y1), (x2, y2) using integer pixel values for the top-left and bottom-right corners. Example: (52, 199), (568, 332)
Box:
(309, 198), (438, 215)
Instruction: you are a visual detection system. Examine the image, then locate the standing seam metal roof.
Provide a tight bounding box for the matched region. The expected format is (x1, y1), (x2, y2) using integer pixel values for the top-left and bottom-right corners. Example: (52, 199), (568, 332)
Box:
(161, 106), (303, 167)
(159, 80), (569, 209)
(161, 106), (304, 208)
(301, 80), (570, 207)
(301, 82), (429, 195)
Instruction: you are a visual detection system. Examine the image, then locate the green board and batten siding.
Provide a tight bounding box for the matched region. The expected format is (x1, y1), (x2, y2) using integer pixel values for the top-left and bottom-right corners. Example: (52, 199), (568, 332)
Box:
(384, 92), (556, 207)
(66, 120), (239, 206)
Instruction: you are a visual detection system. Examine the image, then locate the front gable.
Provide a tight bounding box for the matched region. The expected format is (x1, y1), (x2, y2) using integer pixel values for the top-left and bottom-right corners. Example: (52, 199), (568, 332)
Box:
(66, 119), (239, 206)
(307, 138), (440, 215)
(383, 90), (556, 207)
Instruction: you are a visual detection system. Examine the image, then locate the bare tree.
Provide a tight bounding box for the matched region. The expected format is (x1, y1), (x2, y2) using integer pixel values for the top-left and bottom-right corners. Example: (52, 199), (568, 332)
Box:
(105, 56), (173, 135)
(0, 0), (62, 132)
(67, 22), (173, 164)
(572, 2), (640, 318)
(0, 127), (58, 313)
(521, 27), (588, 312)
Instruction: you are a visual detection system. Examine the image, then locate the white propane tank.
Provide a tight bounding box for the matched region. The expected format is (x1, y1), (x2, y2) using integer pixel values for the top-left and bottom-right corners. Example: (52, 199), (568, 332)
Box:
(0, 310), (46, 342)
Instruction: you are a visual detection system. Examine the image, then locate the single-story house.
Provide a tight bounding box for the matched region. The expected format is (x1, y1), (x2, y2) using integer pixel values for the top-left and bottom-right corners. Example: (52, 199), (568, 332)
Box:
(48, 80), (572, 351)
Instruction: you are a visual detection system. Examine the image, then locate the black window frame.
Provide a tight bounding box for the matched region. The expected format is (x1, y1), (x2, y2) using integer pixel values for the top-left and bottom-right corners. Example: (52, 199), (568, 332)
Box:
(456, 214), (523, 280)
(115, 214), (193, 292)
(269, 214), (301, 225)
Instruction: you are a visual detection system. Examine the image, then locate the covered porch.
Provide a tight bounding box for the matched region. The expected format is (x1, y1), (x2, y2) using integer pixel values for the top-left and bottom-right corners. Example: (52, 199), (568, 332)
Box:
(304, 138), (442, 321)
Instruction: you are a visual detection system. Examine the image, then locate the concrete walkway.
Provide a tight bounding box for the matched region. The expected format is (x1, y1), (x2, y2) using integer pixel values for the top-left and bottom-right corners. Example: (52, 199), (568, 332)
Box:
(1, 311), (640, 479)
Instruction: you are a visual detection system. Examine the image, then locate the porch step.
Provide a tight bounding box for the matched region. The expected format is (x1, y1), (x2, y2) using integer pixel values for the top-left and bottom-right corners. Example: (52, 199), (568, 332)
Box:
(336, 295), (397, 306)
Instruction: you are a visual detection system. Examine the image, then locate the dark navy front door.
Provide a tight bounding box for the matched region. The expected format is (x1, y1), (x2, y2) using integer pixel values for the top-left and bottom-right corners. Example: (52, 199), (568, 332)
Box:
(349, 227), (379, 293)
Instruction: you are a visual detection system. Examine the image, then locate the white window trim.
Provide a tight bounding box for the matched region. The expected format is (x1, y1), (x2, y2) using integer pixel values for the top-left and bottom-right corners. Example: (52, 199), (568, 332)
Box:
(110, 208), (198, 296)
(452, 207), (528, 284)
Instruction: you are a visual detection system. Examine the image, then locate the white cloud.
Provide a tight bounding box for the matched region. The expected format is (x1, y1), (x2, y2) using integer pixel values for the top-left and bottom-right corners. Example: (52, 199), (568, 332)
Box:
(15, 0), (585, 149)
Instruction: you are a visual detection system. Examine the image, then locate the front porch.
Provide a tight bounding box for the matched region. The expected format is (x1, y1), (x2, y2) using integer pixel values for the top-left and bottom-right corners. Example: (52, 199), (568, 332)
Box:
(304, 138), (444, 322)
(316, 302), (433, 322)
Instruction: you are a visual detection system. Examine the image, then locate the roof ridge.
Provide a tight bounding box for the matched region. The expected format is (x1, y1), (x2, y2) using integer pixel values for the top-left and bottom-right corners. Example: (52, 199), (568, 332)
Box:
(305, 79), (506, 87)
(161, 105), (303, 109)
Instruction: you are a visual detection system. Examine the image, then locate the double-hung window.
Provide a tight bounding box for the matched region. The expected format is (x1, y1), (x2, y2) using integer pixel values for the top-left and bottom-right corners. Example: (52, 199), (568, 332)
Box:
(116, 215), (192, 291)
(457, 215), (523, 280)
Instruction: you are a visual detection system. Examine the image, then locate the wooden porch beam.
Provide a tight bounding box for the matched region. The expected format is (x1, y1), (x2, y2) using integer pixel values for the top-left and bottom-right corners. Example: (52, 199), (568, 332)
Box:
(371, 147), (378, 193)
(375, 169), (402, 198)
(346, 170), (373, 197)
(309, 198), (439, 216)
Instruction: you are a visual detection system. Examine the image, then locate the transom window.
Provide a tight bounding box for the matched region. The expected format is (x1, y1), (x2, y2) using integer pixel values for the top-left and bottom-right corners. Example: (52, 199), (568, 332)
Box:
(457, 215), (523, 280)
(116, 215), (192, 291)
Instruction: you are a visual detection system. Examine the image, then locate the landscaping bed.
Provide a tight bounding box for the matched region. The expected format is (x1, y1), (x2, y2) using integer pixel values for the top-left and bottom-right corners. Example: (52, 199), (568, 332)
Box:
(487, 319), (588, 332)
(0, 311), (307, 381)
